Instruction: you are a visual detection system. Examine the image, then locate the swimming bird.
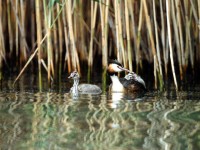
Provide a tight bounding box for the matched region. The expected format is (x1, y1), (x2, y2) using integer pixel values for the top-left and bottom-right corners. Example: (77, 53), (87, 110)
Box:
(68, 71), (102, 95)
(107, 59), (146, 92)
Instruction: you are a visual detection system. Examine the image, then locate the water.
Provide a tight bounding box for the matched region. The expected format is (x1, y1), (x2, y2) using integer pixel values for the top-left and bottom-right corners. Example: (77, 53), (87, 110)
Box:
(0, 74), (200, 150)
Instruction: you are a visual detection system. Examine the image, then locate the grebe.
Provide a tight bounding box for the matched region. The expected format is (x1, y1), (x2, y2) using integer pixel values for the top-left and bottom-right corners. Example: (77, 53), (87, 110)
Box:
(107, 59), (146, 92)
(68, 71), (102, 95)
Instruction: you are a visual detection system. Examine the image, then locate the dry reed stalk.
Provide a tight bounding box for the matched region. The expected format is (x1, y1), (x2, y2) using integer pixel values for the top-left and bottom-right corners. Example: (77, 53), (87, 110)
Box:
(188, 9), (194, 69)
(31, 0), (35, 49)
(183, 0), (190, 69)
(10, 0), (29, 57)
(198, 0), (200, 18)
(190, 0), (200, 62)
(66, 0), (80, 72)
(87, 1), (96, 82)
(62, 5), (71, 72)
(160, 0), (168, 75)
(41, 59), (53, 81)
(153, 0), (163, 77)
(57, 4), (63, 83)
(198, 0), (200, 27)
(142, 0), (156, 60)
(4, 0), (200, 89)
(190, 0), (200, 28)
(43, 0), (55, 84)
(175, 0), (185, 69)
(57, 4), (63, 60)
(43, 0), (49, 82)
(19, 0), (27, 63)
(116, 0), (126, 67)
(197, 0), (200, 62)
(171, 0), (183, 80)
(52, 9), (59, 66)
(47, 11), (54, 83)
(99, 0), (109, 68)
(104, 0), (109, 67)
(7, 0), (14, 56)
(114, 0), (120, 61)
(154, 56), (157, 89)
(80, 14), (100, 47)
(79, 4), (88, 62)
(118, 1), (126, 67)
(0, 0), (5, 80)
(128, 1), (138, 70)
(135, 1), (143, 72)
(166, 0), (178, 90)
(14, 0), (66, 86)
(14, 0), (19, 58)
(188, 27), (194, 70)
(35, 0), (43, 89)
(73, 3), (83, 61)
(142, 0), (163, 88)
(13, 34), (48, 86)
(125, 0), (132, 72)
(88, 1), (98, 67)
(186, 0), (196, 69)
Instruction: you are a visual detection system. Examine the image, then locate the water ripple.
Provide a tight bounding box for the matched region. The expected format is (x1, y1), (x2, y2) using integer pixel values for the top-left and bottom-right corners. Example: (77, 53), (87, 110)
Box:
(0, 89), (200, 149)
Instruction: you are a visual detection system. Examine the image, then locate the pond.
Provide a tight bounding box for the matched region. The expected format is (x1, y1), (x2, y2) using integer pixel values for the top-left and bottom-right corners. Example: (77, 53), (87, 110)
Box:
(0, 73), (200, 150)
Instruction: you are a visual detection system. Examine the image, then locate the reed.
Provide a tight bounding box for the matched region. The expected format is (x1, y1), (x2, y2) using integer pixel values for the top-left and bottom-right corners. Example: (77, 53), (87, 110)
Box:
(66, 0), (80, 72)
(125, 0), (132, 72)
(0, 0), (197, 89)
(7, 0), (13, 56)
(160, 0), (168, 76)
(19, 0), (27, 64)
(35, 0), (43, 90)
(57, 4), (63, 90)
(100, 0), (109, 68)
(167, 0), (178, 89)
(88, 1), (98, 68)
(14, 0), (19, 59)
(0, 0), (5, 82)
(142, 0), (163, 88)
(135, 1), (143, 73)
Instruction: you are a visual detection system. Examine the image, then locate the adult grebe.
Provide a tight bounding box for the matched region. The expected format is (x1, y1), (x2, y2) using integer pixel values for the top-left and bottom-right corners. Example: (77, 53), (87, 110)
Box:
(68, 71), (102, 95)
(107, 59), (146, 92)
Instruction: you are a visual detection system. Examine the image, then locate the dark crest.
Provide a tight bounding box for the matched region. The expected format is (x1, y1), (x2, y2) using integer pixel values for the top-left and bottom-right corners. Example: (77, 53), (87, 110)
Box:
(108, 59), (123, 67)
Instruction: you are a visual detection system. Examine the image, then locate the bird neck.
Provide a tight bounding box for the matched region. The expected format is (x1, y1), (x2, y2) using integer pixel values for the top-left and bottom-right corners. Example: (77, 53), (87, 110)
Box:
(110, 75), (124, 92)
(71, 78), (79, 94)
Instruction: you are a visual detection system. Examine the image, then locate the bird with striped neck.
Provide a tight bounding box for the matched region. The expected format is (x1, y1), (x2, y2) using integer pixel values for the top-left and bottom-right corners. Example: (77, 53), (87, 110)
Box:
(107, 59), (146, 93)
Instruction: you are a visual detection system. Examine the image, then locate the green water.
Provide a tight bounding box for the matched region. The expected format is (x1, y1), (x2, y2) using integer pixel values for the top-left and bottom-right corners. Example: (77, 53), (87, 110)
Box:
(0, 75), (200, 150)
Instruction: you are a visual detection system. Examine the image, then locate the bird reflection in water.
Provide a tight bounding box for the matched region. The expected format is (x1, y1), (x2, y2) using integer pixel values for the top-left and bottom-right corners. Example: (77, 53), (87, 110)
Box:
(107, 91), (146, 109)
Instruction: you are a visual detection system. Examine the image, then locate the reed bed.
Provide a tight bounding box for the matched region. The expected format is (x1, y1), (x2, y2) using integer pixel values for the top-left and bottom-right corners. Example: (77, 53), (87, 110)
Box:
(0, 0), (200, 89)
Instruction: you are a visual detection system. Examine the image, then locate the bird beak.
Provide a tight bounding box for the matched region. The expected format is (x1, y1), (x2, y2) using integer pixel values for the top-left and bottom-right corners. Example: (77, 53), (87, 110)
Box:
(117, 66), (132, 73)
(68, 74), (73, 79)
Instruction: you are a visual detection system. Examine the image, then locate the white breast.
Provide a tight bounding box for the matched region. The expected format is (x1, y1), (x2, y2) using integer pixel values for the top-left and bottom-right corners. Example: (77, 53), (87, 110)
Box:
(110, 75), (124, 92)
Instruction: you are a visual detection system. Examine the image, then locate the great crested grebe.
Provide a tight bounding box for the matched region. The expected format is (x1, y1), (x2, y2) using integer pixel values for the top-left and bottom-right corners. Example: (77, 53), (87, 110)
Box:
(107, 59), (146, 92)
(68, 71), (102, 95)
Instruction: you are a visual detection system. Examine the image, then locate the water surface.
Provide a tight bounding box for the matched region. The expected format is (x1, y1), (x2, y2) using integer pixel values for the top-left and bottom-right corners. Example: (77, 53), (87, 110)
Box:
(0, 74), (200, 150)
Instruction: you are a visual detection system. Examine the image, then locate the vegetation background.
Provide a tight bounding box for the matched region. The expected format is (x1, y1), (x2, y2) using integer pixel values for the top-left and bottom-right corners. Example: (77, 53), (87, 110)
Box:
(0, 0), (200, 90)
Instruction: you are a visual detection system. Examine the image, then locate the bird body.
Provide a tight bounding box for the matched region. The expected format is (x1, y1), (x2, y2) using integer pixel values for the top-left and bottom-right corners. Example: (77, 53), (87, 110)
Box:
(109, 75), (125, 92)
(68, 71), (102, 95)
(107, 60), (146, 92)
(78, 84), (102, 94)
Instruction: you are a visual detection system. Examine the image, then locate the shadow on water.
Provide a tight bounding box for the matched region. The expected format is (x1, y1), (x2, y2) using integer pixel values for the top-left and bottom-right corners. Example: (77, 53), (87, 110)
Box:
(0, 74), (200, 150)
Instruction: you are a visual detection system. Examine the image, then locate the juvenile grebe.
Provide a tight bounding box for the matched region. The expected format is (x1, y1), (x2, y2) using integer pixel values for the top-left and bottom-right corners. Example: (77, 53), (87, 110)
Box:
(68, 71), (102, 95)
(107, 60), (146, 92)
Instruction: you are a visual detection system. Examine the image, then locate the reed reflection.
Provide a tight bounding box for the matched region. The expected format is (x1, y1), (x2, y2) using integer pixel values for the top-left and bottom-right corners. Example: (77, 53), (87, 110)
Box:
(0, 90), (200, 149)
(83, 92), (151, 150)
(0, 92), (32, 149)
(144, 91), (200, 150)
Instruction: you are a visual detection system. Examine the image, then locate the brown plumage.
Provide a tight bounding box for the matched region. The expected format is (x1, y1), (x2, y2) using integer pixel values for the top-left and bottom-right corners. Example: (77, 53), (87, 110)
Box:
(107, 60), (146, 92)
